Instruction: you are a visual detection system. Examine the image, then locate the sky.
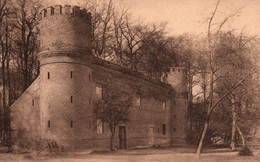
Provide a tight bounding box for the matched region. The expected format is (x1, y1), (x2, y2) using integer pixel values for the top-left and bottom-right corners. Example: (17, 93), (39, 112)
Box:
(45, 0), (260, 37)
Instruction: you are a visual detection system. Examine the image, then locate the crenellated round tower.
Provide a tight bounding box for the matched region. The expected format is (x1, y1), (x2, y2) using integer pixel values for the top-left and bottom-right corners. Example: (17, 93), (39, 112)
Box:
(38, 5), (93, 149)
(165, 67), (188, 145)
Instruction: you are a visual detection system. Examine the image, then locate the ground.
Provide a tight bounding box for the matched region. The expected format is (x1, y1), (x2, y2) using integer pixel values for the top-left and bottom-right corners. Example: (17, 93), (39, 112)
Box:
(0, 146), (260, 161)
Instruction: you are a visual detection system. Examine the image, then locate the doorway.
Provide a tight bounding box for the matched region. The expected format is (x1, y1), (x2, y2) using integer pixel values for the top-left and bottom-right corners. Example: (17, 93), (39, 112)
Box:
(149, 127), (154, 146)
(119, 126), (127, 149)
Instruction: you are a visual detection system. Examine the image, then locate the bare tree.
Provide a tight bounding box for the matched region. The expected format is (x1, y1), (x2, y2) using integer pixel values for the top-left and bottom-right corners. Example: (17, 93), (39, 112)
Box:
(11, 0), (41, 92)
(94, 81), (133, 150)
(195, 1), (257, 156)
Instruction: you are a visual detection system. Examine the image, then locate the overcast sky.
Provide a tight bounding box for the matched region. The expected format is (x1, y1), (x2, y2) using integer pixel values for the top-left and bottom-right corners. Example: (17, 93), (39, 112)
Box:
(45, 0), (260, 37)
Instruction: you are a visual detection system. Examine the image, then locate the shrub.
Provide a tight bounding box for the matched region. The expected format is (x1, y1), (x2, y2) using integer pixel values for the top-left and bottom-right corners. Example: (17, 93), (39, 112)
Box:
(238, 147), (253, 156)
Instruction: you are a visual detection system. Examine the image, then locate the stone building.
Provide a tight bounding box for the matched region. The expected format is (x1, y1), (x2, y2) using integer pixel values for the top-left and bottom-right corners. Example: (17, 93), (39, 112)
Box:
(10, 5), (188, 150)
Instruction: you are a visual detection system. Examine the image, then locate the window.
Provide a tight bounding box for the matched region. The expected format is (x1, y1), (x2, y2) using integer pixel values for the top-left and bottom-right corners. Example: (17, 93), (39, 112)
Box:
(70, 71), (73, 78)
(71, 120), (73, 128)
(162, 124), (166, 135)
(32, 99), (34, 106)
(48, 121), (50, 128)
(96, 84), (103, 99)
(43, 9), (47, 17)
(88, 121), (92, 129)
(71, 96), (73, 103)
(48, 72), (50, 79)
(135, 93), (141, 106)
(174, 115), (176, 119)
(162, 100), (166, 111)
(174, 128), (176, 132)
(97, 119), (103, 134)
(51, 7), (54, 15)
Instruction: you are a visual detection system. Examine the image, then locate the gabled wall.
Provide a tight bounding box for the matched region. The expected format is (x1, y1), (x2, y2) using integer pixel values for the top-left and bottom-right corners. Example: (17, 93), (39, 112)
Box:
(10, 77), (41, 149)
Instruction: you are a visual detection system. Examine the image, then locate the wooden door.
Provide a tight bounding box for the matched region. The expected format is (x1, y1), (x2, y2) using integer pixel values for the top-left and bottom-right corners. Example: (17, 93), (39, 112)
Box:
(119, 126), (127, 149)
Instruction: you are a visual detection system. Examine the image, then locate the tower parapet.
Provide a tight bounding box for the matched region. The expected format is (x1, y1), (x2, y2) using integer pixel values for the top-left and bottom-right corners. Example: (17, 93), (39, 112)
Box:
(40, 5), (91, 21)
(38, 5), (92, 60)
(165, 67), (187, 96)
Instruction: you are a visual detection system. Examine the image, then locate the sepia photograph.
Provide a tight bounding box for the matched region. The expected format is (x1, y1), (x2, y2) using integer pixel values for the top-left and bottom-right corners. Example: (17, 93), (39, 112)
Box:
(0, 0), (259, 161)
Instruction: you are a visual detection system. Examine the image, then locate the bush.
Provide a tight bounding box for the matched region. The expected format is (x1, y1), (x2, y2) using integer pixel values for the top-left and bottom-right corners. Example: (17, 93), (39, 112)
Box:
(238, 147), (253, 156)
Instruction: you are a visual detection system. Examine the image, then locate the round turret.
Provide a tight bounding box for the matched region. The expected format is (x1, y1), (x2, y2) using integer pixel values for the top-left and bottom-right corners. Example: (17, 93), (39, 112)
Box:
(38, 5), (94, 149)
(38, 5), (92, 58)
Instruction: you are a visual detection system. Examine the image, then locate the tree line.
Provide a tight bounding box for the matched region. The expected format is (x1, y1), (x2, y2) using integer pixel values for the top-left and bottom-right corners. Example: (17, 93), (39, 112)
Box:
(0, 0), (259, 154)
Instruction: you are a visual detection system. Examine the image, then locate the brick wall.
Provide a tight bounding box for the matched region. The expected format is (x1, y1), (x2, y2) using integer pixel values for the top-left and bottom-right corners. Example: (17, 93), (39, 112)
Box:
(10, 5), (188, 151)
(10, 77), (41, 149)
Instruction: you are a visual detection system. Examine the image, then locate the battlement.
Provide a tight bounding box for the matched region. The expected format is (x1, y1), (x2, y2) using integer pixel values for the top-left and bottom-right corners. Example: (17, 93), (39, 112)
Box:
(40, 5), (91, 21)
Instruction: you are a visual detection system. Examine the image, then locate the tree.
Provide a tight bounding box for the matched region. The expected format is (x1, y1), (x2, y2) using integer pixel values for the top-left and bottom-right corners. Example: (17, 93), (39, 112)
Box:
(213, 31), (258, 150)
(94, 81), (133, 150)
(11, 0), (41, 92)
(0, 0), (41, 150)
(195, 1), (257, 156)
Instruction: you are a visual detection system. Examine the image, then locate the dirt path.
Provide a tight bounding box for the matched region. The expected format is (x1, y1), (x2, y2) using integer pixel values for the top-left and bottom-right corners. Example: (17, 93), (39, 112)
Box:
(0, 147), (259, 161)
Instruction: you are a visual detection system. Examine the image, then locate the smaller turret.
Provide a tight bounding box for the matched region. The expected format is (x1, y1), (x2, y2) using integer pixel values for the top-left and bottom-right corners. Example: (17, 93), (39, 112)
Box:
(164, 67), (187, 95)
(165, 67), (188, 145)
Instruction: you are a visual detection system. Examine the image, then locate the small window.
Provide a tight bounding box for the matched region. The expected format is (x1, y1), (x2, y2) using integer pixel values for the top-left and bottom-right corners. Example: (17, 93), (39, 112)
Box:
(51, 7), (54, 15)
(44, 9), (47, 17)
(178, 69), (181, 72)
(97, 119), (103, 134)
(136, 93), (141, 106)
(70, 71), (73, 78)
(174, 115), (176, 119)
(172, 68), (175, 72)
(158, 128), (160, 133)
(71, 96), (73, 103)
(32, 99), (34, 106)
(48, 121), (50, 128)
(88, 121), (92, 129)
(174, 128), (176, 132)
(96, 84), (103, 99)
(162, 124), (166, 135)
(48, 72), (50, 79)
(162, 100), (166, 111)
(71, 120), (73, 128)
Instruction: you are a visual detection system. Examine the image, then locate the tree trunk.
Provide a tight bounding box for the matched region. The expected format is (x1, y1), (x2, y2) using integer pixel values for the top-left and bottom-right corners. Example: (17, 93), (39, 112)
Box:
(110, 133), (114, 150)
(196, 117), (209, 156)
(236, 124), (245, 147)
(110, 125), (115, 150)
(1, 40), (6, 142)
(230, 95), (236, 151)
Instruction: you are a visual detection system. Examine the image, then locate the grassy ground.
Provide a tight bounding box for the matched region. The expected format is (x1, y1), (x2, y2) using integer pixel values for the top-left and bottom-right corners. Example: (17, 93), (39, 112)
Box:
(0, 146), (260, 161)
